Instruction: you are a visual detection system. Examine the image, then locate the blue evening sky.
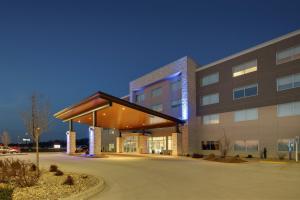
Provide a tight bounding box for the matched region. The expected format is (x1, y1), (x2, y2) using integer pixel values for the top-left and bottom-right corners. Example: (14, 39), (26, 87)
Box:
(0, 0), (299, 141)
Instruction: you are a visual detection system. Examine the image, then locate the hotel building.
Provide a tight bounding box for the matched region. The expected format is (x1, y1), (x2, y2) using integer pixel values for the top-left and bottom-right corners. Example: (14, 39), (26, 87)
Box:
(55, 29), (300, 158)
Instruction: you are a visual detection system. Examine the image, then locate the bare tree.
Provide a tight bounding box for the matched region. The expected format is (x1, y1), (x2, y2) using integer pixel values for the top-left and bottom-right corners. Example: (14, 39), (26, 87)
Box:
(219, 127), (230, 158)
(21, 93), (50, 174)
(1, 131), (10, 146)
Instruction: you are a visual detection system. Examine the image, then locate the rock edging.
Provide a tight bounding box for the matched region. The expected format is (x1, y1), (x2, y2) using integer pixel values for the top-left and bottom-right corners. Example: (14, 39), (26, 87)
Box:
(59, 178), (105, 200)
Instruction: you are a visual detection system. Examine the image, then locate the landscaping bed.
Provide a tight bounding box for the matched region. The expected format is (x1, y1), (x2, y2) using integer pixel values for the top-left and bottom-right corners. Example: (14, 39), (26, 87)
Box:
(204, 154), (247, 163)
(0, 159), (100, 200)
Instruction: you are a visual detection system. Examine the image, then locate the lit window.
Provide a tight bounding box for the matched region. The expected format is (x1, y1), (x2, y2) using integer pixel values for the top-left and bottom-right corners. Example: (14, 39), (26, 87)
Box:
(203, 114), (219, 125)
(202, 93), (219, 106)
(232, 60), (257, 77)
(234, 108), (258, 122)
(151, 87), (162, 97)
(277, 73), (300, 91)
(277, 101), (300, 117)
(276, 44), (300, 64)
(202, 72), (219, 86)
(151, 104), (163, 112)
(233, 84), (258, 100)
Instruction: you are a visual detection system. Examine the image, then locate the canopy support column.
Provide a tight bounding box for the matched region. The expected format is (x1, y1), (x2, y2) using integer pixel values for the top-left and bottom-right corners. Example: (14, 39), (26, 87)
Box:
(66, 120), (76, 155)
(89, 111), (102, 155)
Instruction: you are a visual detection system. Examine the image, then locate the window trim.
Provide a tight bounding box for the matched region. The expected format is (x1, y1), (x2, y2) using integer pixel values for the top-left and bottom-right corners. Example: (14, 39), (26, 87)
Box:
(233, 84), (258, 100)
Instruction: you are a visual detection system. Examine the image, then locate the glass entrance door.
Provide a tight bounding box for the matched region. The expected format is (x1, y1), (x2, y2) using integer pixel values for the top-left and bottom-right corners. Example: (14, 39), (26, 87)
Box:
(123, 136), (138, 153)
(148, 137), (172, 154)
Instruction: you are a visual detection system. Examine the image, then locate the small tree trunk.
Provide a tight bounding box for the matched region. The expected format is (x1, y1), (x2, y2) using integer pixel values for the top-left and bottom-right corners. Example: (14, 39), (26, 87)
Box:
(36, 135), (39, 176)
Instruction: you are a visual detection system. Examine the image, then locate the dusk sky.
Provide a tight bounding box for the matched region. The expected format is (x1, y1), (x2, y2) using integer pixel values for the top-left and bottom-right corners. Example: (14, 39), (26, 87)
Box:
(0, 0), (300, 142)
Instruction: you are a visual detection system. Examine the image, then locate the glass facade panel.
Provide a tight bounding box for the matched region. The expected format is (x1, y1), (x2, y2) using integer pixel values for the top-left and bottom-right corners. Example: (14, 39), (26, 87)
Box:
(246, 140), (259, 152)
(151, 87), (162, 97)
(171, 79), (182, 91)
(152, 104), (163, 112)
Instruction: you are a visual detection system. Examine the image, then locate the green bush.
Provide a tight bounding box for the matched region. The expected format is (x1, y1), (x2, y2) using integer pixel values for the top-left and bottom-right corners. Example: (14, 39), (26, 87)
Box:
(0, 185), (13, 200)
(192, 153), (204, 158)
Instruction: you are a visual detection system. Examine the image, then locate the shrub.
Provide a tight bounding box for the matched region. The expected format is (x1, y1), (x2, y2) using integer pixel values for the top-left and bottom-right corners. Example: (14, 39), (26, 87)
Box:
(49, 165), (58, 172)
(192, 153), (203, 158)
(0, 159), (38, 187)
(246, 155), (253, 158)
(54, 170), (64, 176)
(63, 176), (74, 185)
(186, 154), (190, 157)
(278, 153), (286, 160)
(30, 164), (37, 172)
(0, 185), (13, 200)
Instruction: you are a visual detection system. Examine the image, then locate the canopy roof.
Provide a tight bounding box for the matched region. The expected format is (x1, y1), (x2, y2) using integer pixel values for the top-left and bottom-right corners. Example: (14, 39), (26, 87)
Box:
(54, 91), (185, 131)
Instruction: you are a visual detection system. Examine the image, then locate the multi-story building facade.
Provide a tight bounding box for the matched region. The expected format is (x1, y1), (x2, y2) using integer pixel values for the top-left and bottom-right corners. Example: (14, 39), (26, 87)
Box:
(56, 29), (300, 158)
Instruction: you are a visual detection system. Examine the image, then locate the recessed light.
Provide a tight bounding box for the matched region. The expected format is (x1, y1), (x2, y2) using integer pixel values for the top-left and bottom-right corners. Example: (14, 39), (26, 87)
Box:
(122, 107), (126, 110)
(78, 120), (81, 123)
(102, 113), (106, 116)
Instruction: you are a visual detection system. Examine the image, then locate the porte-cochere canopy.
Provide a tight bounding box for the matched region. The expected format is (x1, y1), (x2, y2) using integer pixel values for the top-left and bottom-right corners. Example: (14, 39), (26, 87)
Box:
(54, 91), (185, 131)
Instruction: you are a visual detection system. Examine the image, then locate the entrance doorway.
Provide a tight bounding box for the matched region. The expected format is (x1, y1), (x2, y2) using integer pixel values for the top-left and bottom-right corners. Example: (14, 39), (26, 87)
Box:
(123, 136), (138, 153)
(148, 136), (172, 154)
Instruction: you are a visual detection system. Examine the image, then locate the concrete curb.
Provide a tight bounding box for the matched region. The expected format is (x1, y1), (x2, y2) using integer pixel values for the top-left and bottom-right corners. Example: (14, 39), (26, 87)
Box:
(59, 178), (105, 200)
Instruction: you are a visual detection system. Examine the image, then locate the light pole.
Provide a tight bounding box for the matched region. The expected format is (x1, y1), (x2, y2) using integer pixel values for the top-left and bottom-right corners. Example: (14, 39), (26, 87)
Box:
(296, 136), (299, 163)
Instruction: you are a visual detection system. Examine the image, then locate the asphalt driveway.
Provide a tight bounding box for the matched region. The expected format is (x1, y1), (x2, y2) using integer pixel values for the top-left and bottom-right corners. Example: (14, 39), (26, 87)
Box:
(5, 153), (300, 200)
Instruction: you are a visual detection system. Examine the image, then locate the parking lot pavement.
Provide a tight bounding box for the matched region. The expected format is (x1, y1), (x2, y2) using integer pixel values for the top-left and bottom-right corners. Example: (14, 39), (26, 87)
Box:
(3, 153), (300, 200)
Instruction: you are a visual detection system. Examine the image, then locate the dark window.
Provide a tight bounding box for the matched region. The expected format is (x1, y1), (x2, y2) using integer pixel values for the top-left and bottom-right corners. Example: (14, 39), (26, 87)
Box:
(201, 141), (219, 150)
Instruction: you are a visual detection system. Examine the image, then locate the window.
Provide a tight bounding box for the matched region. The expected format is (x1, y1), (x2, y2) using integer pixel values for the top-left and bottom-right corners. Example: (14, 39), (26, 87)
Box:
(277, 101), (300, 117)
(136, 93), (145, 103)
(151, 87), (162, 97)
(203, 114), (219, 125)
(277, 139), (296, 152)
(276, 44), (300, 64)
(234, 108), (258, 122)
(171, 78), (181, 91)
(277, 73), (300, 91)
(233, 84), (258, 100)
(234, 140), (259, 152)
(201, 141), (220, 150)
(202, 93), (219, 105)
(202, 72), (219, 86)
(151, 104), (163, 112)
(232, 60), (257, 77)
(171, 99), (182, 108)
